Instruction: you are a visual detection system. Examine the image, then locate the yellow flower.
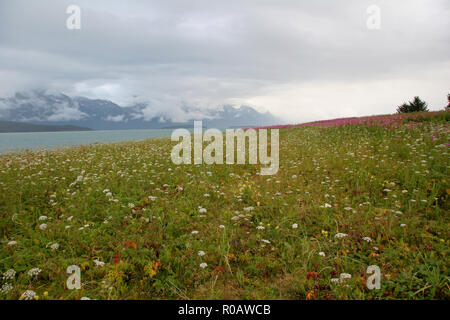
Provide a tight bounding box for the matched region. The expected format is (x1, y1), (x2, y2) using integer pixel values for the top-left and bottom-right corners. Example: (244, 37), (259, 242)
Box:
(144, 260), (161, 278)
(81, 261), (90, 271)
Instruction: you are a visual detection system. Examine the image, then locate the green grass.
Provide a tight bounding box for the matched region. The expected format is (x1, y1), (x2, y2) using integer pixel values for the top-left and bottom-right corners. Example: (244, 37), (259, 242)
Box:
(0, 116), (449, 300)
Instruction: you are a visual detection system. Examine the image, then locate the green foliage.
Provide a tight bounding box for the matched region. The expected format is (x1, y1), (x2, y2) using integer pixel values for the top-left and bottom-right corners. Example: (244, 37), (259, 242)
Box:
(0, 116), (449, 300)
(397, 96), (429, 113)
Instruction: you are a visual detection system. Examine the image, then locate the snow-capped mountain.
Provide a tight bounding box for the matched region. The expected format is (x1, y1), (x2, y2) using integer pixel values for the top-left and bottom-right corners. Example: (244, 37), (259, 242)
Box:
(0, 91), (280, 130)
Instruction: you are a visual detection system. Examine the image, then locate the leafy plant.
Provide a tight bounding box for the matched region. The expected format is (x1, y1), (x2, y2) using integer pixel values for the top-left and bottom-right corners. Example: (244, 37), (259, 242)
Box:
(397, 96), (429, 113)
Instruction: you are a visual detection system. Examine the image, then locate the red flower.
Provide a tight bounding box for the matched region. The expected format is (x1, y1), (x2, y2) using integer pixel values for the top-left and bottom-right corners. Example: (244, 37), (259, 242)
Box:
(306, 272), (318, 281)
(114, 252), (121, 264)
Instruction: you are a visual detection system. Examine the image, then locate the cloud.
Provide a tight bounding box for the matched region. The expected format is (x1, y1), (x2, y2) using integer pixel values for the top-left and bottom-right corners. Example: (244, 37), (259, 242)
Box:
(104, 114), (125, 122)
(0, 0), (449, 123)
(46, 105), (87, 121)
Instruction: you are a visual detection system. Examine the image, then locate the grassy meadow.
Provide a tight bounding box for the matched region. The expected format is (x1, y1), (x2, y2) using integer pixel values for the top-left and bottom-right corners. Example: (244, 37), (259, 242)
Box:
(0, 112), (449, 300)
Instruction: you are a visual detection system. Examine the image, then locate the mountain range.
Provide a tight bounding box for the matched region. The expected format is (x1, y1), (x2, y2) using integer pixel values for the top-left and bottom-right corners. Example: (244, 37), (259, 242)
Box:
(0, 120), (91, 133)
(0, 91), (280, 130)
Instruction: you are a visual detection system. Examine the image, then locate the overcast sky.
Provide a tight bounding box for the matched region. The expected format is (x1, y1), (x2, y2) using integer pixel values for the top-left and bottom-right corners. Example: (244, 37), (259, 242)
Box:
(0, 0), (449, 123)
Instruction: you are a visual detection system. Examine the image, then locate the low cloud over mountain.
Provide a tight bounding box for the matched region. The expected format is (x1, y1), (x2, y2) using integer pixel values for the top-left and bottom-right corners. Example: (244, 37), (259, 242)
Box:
(0, 91), (281, 130)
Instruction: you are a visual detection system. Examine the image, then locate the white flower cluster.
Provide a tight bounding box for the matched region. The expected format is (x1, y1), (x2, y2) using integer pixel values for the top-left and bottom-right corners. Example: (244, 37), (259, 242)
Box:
(1, 283), (13, 294)
(334, 233), (348, 239)
(94, 259), (105, 267)
(27, 268), (42, 277)
(331, 273), (352, 284)
(20, 290), (37, 300)
(2, 269), (16, 281)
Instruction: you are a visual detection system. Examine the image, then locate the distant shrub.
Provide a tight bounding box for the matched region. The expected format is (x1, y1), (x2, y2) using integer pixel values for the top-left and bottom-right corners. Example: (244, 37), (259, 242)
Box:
(403, 111), (449, 124)
(447, 94), (450, 110)
(397, 96), (429, 113)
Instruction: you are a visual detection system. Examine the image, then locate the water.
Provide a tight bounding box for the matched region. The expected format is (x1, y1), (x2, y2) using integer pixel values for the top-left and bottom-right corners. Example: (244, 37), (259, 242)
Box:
(0, 129), (176, 153)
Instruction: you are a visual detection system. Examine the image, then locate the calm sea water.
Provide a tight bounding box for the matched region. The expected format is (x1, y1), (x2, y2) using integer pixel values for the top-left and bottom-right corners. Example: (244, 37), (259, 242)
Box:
(0, 129), (177, 153)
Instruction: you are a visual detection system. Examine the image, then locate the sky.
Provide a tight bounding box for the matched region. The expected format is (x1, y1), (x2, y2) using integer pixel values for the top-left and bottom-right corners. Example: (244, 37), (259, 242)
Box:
(0, 0), (449, 124)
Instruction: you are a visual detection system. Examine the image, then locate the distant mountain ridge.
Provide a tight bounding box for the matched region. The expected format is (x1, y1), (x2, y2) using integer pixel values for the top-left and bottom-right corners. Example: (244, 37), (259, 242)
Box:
(0, 91), (280, 130)
(0, 120), (92, 133)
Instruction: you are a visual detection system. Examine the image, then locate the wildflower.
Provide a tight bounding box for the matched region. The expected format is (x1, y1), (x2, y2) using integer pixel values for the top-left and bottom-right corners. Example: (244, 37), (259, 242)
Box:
(80, 297), (91, 300)
(256, 226), (265, 230)
(94, 259), (105, 267)
(50, 243), (59, 250)
(340, 273), (352, 280)
(39, 223), (47, 230)
(199, 208), (207, 214)
(261, 239), (271, 244)
(38, 215), (48, 221)
(330, 278), (340, 284)
(1, 283), (13, 294)
(128, 203), (135, 208)
(243, 206), (254, 212)
(292, 223), (298, 229)
(199, 262), (208, 269)
(2, 269), (16, 281)
(203, 194), (210, 197)
(28, 268), (42, 277)
(20, 290), (37, 300)
(114, 253), (121, 264)
(7, 240), (17, 246)
(191, 230), (199, 234)
(198, 251), (205, 257)
(322, 203), (332, 208)
(306, 272), (318, 281)
(318, 252), (326, 257)
(400, 224), (407, 227)
(334, 233), (348, 239)
(362, 237), (372, 243)
(218, 225), (225, 229)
